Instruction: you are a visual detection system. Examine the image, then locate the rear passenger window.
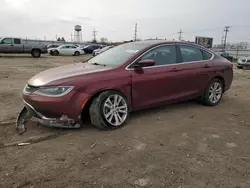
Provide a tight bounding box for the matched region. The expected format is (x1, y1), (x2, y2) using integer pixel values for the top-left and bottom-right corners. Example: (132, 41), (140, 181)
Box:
(202, 50), (212, 60)
(14, 38), (21, 44)
(179, 45), (203, 62)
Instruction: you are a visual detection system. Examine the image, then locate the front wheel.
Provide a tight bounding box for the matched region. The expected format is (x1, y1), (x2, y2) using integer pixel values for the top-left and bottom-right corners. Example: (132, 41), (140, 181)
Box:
(53, 50), (59, 56)
(201, 78), (223, 106)
(89, 91), (129, 130)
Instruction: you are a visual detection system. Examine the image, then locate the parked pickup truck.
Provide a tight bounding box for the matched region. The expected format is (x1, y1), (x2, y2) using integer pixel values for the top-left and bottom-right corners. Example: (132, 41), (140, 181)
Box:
(0, 37), (47, 58)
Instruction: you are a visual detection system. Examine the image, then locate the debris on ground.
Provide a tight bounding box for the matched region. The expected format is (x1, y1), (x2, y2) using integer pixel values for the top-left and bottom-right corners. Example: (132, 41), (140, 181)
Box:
(90, 143), (97, 148)
(17, 142), (31, 146)
(134, 179), (150, 187)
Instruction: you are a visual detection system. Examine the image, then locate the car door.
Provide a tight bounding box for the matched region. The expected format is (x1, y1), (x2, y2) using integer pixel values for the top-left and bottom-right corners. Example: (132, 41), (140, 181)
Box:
(70, 46), (77, 55)
(172, 45), (214, 99)
(0, 38), (13, 53)
(12, 38), (23, 53)
(129, 45), (183, 110)
(59, 45), (69, 55)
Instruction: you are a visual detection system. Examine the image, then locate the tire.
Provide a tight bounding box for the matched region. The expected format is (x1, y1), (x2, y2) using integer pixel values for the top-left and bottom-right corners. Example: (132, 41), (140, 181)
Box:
(201, 78), (223, 106)
(31, 49), (41, 58)
(53, 50), (59, 56)
(237, 66), (243, 69)
(89, 91), (130, 130)
(74, 51), (80, 56)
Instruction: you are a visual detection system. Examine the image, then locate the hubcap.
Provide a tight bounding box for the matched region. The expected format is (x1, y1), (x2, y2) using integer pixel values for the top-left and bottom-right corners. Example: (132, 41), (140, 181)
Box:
(208, 82), (222, 104)
(103, 94), (128, 126)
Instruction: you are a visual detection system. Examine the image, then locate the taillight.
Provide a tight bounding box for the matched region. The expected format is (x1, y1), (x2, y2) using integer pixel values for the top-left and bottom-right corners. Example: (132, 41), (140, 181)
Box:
(231, 63), (234, 68)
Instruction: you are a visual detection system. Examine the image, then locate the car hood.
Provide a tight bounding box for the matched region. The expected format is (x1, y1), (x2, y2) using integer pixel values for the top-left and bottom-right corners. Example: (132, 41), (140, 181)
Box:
(28, 63), (111, 87)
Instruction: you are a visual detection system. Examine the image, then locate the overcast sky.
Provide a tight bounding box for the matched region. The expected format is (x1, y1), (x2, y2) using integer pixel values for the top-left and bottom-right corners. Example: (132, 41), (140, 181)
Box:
(1, 0), (250, 44)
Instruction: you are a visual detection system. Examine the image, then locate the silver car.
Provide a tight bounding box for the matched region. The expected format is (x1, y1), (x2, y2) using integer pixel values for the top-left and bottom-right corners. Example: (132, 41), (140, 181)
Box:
(237, 56), (250, 69)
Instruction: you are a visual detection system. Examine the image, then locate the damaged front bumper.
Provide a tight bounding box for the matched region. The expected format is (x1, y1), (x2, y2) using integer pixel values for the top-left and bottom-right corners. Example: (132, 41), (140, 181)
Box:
(21, 101), (81, 129)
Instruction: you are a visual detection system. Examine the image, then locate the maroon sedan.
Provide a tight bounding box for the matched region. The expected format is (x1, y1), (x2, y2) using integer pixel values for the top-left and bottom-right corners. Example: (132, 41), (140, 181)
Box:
(22, 40), (233, 130)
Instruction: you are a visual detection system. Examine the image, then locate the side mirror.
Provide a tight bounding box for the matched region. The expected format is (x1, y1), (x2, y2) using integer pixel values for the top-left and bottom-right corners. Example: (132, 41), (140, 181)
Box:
(134, 59), (156, 68)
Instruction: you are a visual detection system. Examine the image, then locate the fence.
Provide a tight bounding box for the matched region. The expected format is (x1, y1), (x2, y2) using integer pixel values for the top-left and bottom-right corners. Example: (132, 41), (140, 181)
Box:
(225, 49), (250, 59)
(22, 38), (88, 46)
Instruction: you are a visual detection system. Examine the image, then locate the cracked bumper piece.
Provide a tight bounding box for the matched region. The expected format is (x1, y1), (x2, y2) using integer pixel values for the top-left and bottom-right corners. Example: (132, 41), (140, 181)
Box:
(24, 101), (81, 128)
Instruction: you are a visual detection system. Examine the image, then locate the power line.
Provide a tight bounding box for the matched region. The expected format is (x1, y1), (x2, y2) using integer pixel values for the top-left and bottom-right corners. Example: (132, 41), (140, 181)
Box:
(177, 29), (183, 41)
(134, 23), (138, 41)
(223, 26), (230, 49)
(92, 29), (97, 42)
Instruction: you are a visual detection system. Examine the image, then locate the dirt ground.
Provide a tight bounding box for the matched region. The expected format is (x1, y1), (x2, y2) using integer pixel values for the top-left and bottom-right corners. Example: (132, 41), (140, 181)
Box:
(0, 54), (250, 188)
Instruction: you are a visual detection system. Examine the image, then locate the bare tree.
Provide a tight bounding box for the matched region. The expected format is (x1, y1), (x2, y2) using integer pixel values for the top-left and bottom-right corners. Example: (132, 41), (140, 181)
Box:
(100, 37), (108, 44)
(61, 37), (66, 42)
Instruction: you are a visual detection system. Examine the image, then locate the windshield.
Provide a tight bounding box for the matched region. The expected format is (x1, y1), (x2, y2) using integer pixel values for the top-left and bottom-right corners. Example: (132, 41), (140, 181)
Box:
(88, 43), (149, 67)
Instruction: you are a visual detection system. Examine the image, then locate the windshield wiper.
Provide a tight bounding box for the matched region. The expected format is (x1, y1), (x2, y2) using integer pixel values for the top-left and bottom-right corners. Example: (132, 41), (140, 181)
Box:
(91, 62), (106, 67)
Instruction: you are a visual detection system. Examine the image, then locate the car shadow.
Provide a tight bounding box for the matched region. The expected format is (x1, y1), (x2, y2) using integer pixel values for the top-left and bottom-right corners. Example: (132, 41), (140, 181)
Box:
(130, 100), (199, 119)
(79, 100), (201, 132)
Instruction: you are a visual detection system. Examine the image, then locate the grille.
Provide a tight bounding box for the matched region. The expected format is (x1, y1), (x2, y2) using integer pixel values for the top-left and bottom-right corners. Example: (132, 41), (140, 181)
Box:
(23, 84), (39, 94)
(247, 60), (250, 63)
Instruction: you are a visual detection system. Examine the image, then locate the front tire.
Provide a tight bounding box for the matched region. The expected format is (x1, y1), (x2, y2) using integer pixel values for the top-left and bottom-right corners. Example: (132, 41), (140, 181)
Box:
(237, 66), (243, 69)
(89, 91), (129, 130)
(53, 50), (59, 56)
(202, 78), (223, 106)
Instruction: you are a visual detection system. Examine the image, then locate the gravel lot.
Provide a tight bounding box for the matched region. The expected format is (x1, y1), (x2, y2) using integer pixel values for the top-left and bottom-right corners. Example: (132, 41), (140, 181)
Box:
(0, 54), (250, 188)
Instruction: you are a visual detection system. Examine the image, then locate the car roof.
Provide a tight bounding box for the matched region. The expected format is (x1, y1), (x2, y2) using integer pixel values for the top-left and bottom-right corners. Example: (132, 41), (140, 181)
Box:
(130, 40), (211, 51)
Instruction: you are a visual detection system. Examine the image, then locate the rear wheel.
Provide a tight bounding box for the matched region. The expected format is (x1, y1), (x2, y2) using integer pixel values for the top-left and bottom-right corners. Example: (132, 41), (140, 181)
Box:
(74, 51), (80, 56)
(31, 49), (41, 58)
(202, 78), (223, 106)
(89, 91), (129, 130)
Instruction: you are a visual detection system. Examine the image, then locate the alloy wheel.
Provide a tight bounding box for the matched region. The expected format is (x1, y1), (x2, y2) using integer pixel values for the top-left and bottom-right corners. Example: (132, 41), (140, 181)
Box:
(103, 94), (128, 126)
(208, 82), (222, 104)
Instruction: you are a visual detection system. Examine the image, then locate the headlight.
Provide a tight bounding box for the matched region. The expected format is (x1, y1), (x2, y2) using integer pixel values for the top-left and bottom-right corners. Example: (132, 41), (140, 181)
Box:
(33, 86), (74, 97)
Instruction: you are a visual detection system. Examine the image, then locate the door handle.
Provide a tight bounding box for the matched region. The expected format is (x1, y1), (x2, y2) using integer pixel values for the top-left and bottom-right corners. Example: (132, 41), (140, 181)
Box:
(204, 64), (210, 68)
(170, 68), (179, 72)
(10, 45), (13, 47)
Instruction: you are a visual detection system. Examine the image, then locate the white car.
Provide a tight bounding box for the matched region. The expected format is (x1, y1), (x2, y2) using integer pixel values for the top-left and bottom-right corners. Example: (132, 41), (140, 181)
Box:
(92, 46), (113, 56)
(49, 45), (85, 56)
(237, 56), (250, 69)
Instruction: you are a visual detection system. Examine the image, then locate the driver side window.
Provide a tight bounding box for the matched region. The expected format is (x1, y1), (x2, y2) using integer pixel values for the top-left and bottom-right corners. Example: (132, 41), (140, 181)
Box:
(1, 38), (13, 44)
(139, 45), (177, 66)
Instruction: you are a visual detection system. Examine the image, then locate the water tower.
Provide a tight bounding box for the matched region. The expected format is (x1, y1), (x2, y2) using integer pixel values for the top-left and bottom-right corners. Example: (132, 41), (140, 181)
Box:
(74, 25), (82, 43)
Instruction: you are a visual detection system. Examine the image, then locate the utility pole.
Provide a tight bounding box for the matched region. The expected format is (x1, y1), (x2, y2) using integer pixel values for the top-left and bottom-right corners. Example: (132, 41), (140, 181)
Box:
(70, 33), (73, 42)
(178, 29), (183, 41)
(134, 23), (138, 41)
(221, 35), (224, 48)
(223, 26), (230, 49)
(92, 29), (97, 42)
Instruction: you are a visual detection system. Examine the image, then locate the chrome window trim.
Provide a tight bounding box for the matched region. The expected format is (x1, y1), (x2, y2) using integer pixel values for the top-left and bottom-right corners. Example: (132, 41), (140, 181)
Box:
(125, 44), (214, 70)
